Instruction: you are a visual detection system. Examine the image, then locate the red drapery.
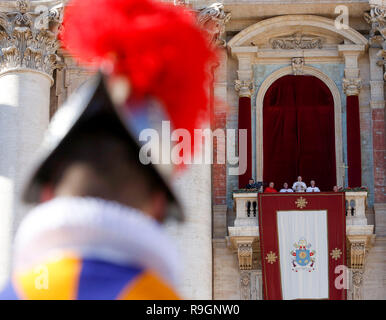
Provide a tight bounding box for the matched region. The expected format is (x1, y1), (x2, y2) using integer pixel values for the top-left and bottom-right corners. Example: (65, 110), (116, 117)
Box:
(346, 95), (362, 188)
(239, 96), (252, 188)
(263, 75), (336, 191)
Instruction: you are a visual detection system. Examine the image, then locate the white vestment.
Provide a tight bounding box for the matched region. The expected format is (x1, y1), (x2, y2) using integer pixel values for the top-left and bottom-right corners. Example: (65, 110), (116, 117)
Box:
(292, 181), (307, 192)
(306, 186), (320, 192)
(280, 188), (294, 193)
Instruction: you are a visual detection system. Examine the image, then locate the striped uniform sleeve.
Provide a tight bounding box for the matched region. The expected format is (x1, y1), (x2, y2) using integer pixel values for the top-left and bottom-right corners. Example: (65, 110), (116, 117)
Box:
(0, 254), (179, 300)
(117, 271), (180, 300)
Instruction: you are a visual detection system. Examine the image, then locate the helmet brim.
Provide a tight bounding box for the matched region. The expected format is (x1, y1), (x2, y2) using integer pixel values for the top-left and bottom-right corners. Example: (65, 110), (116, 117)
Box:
(22, 73), (184, 222)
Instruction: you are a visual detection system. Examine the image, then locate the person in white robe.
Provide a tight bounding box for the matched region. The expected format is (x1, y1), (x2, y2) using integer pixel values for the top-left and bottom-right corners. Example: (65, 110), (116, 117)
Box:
(280, 182), (294, 193)
(306, 180), (321, 192)
(292, 176), (307, 192)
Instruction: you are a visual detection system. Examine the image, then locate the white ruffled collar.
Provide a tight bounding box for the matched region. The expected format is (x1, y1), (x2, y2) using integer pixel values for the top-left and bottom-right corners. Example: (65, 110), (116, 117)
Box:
(13, 197), (180, 287)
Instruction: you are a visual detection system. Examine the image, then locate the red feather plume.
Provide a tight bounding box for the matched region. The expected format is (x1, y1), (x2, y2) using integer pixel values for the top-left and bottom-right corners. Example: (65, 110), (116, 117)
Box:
(61, 0), (217, 146)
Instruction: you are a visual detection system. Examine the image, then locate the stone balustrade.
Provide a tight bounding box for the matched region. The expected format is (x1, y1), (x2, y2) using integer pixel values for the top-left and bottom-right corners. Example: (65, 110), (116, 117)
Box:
(228, 190), (375, 299)
(231, 190), (375, 232)
(233, 191), (259, 227)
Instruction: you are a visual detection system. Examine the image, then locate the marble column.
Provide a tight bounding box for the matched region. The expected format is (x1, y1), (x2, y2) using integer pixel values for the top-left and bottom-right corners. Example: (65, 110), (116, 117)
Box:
(0, 0), (63, 288)
(164, 3), (230, 299)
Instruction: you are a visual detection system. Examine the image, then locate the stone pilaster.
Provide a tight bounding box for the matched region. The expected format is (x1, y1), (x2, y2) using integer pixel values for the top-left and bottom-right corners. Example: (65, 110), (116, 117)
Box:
(365, 2), (386, 227)
(338, 45), (365, 96)
(200, 4), (230, 207)
(0, 0), (64, 290)
(347, 239), (366, 300)
(228, 233), (261, 300)
(240, 270), (262, 300)
(338, 45), (365, 188)
(231, 47), (256, 186)
(346, 235), (375, 300)
(231, 46), (257, 95)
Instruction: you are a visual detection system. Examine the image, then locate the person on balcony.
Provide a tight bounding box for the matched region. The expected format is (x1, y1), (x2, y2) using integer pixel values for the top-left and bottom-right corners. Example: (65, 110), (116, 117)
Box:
(306, 180), (321, 192)
(280, 182), (294, 193)
(265, 182), (277, 193)
(292, 176), (307, 192)
(245, 179), (263, 190)
(246, 178), (257, 189)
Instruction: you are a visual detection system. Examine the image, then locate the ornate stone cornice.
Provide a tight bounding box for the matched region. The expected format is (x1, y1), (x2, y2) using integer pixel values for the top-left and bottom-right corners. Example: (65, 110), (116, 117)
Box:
(235, 79), (253, 98)
(270, 33), (324, 50)
(0, 0), (64, 80)
(292, 57), (304, 76)
(198, 3), (231, 47)
(343, 78), (362, 96)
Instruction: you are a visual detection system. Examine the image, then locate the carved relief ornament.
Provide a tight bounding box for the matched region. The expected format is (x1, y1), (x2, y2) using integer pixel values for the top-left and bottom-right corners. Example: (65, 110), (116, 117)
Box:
(292, 57), (305, 76)
(198, 3), (231, 47)
(271, 33), (324, 50)
(365, 1), (386, 79)
(238, 242), (253, 270)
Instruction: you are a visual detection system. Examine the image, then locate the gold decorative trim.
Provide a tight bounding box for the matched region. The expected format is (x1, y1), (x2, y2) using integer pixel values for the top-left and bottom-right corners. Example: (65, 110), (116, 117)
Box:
(265, 251), (278, 264)
(330, 248), (342, 260)
(295, 197), (308, 209)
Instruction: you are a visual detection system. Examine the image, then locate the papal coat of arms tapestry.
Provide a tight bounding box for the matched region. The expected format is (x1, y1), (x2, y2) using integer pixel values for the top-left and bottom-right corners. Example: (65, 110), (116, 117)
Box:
(258, 193), (346, 300)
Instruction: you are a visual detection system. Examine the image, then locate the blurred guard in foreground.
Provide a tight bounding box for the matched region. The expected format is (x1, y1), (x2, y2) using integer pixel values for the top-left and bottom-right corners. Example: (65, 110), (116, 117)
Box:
(0, 0), (214, 300)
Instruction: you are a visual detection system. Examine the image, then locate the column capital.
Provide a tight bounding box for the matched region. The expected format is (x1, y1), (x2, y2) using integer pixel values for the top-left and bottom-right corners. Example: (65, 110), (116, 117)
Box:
(231, 47), (257, 96)
(0, 0), (64, 81)
(343, 78), (362, 96)
(235, 79), (253, 98)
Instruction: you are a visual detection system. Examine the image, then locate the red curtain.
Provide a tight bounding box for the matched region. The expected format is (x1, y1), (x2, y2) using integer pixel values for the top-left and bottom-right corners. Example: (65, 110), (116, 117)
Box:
(263, 75), (336, 191)
(346, 96), (362, 188)
(239, 96), (252, 188)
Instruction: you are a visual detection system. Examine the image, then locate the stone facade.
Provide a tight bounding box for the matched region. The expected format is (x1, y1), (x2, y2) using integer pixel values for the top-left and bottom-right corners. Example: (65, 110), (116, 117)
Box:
(0, 0), (384, 299)
(207, 0), (385, 300)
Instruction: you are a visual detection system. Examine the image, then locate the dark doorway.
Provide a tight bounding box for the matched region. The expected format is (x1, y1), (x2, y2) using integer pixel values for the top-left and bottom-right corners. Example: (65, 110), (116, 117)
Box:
(263, 75), (336, 191)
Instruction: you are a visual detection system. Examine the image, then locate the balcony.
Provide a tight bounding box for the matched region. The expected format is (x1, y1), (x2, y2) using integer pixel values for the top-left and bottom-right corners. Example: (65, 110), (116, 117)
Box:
(228, 190), (375, 275)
